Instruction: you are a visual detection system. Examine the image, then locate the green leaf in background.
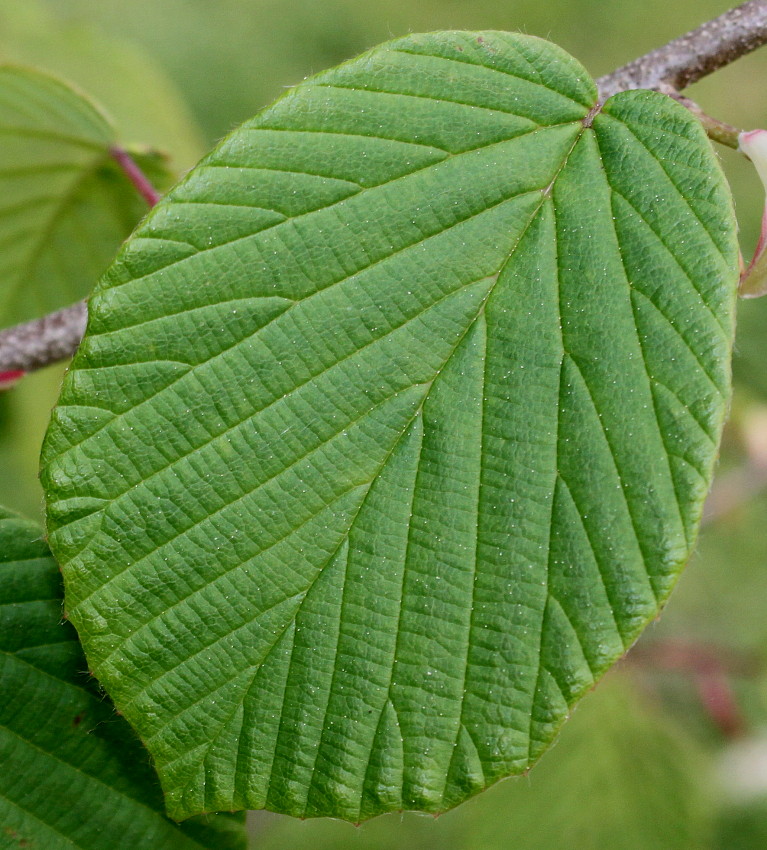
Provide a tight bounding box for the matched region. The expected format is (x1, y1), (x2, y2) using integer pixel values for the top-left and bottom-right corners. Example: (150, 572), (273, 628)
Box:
(465, 677), (711, 850)
(0, 66), (172, 329)
(0, 506), (247, 850)
(42, 31), (738, 821)
(255, 675), (712, 850)
(716, 798), (767, 850)
(0, 0), (205, 170)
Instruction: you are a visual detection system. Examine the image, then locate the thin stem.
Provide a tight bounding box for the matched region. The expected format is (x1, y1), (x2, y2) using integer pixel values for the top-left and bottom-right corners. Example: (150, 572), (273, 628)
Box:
(699, 112), (743, 149)
(110, 146), (161, 207)
(740, 239), (767, 296)
(0, 370), (25, 390)
(662, 88), (742, 149)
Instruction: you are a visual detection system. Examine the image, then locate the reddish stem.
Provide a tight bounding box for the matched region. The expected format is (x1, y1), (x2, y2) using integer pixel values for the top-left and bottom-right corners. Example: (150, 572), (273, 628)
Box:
(110, 146), (161, 207)
(631, 640), (752, 738)
(743, 202), (767, 279)
(0, 148), (160, 382)
(696, 673), (746, 737)
(0, 369), (25, 390)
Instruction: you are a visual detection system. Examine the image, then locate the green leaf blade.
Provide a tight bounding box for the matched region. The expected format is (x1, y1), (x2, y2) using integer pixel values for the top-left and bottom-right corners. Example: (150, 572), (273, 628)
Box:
(42, 32), (739, 821)
(0, 507), (247, 849)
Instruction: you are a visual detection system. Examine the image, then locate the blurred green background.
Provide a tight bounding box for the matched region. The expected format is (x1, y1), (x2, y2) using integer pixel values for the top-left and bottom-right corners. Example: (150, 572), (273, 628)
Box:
(3, 0), (767, 846)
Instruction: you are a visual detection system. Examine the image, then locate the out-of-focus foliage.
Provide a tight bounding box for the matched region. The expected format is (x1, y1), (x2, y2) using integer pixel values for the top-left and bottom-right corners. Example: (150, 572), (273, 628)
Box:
(0, 0), (205, 170)
(0, 66), (174, 328)
(717, 799), (767, 849)
(2, 0), (767, 846)
(25, 1), (740, 142)
(0, 364), (64, 518)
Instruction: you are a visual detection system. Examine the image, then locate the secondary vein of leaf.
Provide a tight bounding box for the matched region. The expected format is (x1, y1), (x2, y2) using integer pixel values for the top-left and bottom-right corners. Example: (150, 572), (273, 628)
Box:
(113, 124), (594, 795)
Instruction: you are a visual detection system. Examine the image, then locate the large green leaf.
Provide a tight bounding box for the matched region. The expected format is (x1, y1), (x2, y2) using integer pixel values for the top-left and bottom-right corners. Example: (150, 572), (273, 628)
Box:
(0, 506), (247, 849)
(42, 31), (739, 821)
(0, 66), (169, 328)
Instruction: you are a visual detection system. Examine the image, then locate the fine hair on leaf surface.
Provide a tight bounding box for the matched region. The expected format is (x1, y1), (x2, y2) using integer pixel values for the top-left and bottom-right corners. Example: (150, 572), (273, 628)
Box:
(40, 30), (738, 823)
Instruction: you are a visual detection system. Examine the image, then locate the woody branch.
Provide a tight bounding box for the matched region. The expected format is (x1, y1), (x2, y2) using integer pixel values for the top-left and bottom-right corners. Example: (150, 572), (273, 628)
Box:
(2, 1), (767, 377)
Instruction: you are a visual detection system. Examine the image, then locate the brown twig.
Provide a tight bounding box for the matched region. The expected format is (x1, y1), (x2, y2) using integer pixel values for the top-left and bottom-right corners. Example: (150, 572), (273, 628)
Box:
(0, 300), (88, 373)
(597, 0), (767, 100)
(4, 2), (767, 377)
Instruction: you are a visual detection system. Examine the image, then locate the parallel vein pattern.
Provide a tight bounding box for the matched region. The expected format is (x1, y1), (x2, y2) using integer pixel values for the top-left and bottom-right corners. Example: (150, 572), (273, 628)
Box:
(0, 508), (245, 849)
(41, 32), (738, 822)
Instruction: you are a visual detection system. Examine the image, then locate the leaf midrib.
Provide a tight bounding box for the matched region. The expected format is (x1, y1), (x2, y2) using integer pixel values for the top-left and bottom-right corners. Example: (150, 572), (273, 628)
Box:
(150, 125), (591, 814)
(54, 124), (589, 564)
(89, 120), (583, 305)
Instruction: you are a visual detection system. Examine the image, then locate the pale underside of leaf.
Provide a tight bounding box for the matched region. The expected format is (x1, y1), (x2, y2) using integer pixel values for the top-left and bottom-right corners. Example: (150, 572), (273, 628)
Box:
(42, 32), (738, 821)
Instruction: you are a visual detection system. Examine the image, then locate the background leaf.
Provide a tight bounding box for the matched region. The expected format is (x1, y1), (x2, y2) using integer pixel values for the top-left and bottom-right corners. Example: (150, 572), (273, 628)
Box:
(0, 0), (205, 170)
(0, 506), (247, 849)
(0, 66), (171, 329)
(42, 31), (738, 822)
